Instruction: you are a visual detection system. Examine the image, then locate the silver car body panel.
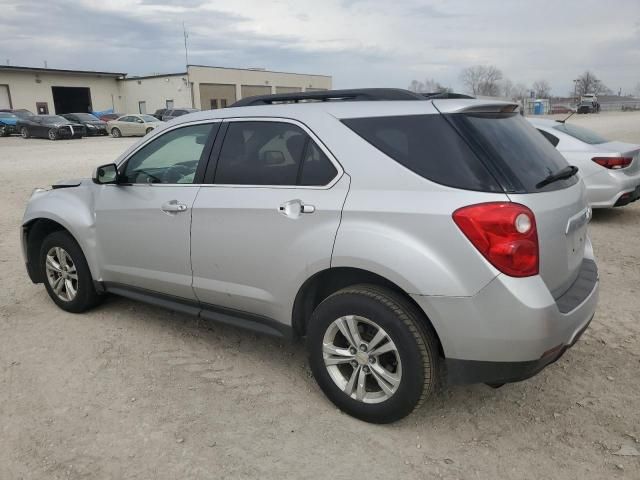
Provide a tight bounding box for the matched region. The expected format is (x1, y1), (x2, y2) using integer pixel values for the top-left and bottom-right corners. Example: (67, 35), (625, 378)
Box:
(22, 99), (599, 368)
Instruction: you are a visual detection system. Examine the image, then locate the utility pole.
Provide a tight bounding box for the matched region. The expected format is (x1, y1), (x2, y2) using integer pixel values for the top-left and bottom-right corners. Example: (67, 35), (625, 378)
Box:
(183, 22), (194, 108)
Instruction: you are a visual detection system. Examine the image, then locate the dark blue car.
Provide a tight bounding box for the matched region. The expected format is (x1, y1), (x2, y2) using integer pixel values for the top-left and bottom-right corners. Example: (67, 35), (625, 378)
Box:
(0, 112), (18, 136)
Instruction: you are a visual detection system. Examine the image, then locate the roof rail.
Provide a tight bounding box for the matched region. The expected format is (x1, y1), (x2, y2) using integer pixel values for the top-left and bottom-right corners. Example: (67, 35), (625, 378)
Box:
(421, 92), (475, 99)
(231, 88), (425, 107)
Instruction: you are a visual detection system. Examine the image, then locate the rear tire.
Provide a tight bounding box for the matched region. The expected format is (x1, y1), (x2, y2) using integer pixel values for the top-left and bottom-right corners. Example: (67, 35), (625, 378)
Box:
(111, 127), (122, 138)
(307, 284), (439, 424)
(21, 127), (30, 138)
(39, 231), (102, 313)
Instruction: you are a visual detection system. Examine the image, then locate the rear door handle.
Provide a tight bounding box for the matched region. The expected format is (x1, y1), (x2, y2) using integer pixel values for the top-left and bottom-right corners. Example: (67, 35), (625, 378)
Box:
(161, 200), (188, 213)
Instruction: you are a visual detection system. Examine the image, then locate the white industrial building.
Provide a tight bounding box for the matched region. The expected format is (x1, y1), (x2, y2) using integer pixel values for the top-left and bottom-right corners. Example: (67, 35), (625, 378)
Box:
(0, 64), (332, 115)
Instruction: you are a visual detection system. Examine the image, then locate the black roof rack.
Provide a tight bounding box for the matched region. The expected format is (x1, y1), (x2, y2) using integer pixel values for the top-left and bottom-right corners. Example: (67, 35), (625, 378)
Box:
(421, 92), (475, 99)
(231, 88), (426, 107)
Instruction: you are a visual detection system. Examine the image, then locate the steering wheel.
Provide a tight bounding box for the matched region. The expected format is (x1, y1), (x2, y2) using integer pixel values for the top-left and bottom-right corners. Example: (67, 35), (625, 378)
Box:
(162, 164), (193, 183)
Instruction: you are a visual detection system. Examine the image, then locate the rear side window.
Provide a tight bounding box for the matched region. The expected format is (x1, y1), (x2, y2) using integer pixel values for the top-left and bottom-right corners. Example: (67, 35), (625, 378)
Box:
(451, 113), (577, 192)
(342, 115), (501, 192)
(215, 121), (337, 186)
(552, 123), (608, 145)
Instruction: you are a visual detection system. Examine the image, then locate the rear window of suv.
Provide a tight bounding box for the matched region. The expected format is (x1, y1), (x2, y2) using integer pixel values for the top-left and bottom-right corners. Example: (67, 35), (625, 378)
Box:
(342, 114), (501, 192)
(448, 113), (578, 193)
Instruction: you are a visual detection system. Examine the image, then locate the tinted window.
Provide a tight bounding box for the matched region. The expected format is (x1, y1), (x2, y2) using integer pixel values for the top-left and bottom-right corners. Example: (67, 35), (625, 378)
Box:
(538, 129), (560, 147)
(121, 123), (214, 184)
(552, 123), (608, 145)
(452, 113), (577, 192)
(215, 122), (309, 186)
(300, 141), (338, 186)
(342, 115), (500, 192)
(141, 115), (157, 123)
(74, 113), (100, 121)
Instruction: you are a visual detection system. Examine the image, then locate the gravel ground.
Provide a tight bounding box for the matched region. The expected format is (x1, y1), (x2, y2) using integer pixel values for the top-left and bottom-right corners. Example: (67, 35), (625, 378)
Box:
(1, 112), (639, 479)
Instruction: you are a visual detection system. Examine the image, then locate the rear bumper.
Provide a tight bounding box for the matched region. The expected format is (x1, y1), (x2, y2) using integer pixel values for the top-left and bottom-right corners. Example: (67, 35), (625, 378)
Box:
(411, 258), (599, 385)
(584, 169), (640, 208)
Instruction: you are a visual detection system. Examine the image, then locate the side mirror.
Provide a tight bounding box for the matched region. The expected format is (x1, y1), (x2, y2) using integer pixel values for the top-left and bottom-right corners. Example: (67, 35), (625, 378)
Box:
(93, 163), (119, 184)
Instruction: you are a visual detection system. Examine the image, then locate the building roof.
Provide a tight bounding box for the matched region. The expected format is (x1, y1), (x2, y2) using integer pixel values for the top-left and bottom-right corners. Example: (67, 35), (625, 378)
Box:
(0, 65), (126, 77)
(187, 64), (332, 78)
(122, 72), (188, 81)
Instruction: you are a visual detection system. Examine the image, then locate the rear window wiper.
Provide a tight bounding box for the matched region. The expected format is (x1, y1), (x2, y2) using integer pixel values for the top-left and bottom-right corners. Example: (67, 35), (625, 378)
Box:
(536, 165), (579, 189)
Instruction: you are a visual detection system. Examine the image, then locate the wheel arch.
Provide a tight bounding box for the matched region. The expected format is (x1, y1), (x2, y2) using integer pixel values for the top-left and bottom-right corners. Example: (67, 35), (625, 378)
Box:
(291, 266), (443, 355)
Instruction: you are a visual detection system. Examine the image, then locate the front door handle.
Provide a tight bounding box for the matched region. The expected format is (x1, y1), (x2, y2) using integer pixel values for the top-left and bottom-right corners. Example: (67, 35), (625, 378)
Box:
(161, 200), (188, 214)
(279, 199), (316, 219)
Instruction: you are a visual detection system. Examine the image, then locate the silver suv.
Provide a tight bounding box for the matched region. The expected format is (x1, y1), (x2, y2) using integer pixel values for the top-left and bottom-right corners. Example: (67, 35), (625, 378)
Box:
(22, 89), (599, 424)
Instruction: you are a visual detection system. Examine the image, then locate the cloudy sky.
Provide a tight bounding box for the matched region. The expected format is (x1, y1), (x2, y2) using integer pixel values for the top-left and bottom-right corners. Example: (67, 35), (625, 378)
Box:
(1, 0), (639, 95)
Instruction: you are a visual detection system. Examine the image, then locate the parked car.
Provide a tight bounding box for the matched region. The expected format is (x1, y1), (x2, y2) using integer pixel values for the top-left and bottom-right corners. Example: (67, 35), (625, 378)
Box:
(94, 112), (122, 122)
(528, 117), (640, 207)
(161, 108), (199, 121)
(61, 113), (109, 136)
(152, 108), (168, 120)
(17, 114), (85, 140)
(22, 89), (598, 424)
(0, 112), (18, 136)
(0, 108), (34, 118)
(550, 104), (576, 114)
(107, 114), (163, 137)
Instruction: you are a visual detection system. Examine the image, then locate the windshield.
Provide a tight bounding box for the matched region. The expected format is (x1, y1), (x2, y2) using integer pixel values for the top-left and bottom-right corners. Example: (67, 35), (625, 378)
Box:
(41, 115), (68, 123)
(75, 113), (100, 121)
(552, 123), (608, 145)
(141, 115), (158, 123)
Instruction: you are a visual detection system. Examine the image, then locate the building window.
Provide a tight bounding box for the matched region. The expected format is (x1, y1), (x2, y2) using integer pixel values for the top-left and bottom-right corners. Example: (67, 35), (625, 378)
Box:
(220, 99), (227, 108)
(210, 99), (218, 110)
(166, 99), (174, 109)
(138, 101), (147, 114)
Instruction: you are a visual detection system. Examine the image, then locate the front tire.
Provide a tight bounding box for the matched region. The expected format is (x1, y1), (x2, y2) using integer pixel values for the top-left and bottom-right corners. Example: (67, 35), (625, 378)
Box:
(307, 284), (440, 424)
(48, 129), (58, 141)
(111, 127), (122, 138)
(145, 127), (154, 135)
(0, 125), (8, 137)
(39, 231), (102, 313)
(21, 127), (30, 138)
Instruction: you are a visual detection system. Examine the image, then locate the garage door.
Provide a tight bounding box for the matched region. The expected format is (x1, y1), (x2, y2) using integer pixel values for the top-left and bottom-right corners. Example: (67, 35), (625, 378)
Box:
(241, 85), (271, 99)
(0, 85), (10, 109)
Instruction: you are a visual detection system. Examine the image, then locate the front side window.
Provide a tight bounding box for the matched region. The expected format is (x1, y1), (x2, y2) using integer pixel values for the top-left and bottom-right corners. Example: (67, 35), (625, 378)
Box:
(215, 121), (336, 186)
(120, 123), (214, 184)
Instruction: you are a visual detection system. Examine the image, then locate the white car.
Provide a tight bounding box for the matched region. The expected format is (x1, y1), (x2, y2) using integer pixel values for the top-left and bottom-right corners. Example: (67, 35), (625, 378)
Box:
(107, 114), (163, 138)
(528, 118), (640, 208)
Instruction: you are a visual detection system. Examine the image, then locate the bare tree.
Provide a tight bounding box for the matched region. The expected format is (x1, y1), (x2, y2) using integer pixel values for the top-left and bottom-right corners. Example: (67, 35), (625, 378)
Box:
(460, 65), (503, 96)
(408, 78), (449, 93)
(634, 82), (640, 98)
(408, 80), (424, 93)
(575, 71), (609, 96)
(511, 82), (529, 100)
(532, 80), (551, 98)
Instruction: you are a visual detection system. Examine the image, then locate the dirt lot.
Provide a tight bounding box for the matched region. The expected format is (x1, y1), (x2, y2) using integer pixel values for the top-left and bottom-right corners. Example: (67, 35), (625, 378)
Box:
(1, 112), (639, 479)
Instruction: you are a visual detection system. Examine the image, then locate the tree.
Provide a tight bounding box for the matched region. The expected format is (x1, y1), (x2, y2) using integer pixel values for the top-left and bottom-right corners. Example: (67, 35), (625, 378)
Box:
(460, 65), (503, 97)
(408, 78), (449, 93)
(532, 80), (551, 98)
(575, 71), (609, 96)
(634, 82), (640, 98)
(511, 82), (529, 100)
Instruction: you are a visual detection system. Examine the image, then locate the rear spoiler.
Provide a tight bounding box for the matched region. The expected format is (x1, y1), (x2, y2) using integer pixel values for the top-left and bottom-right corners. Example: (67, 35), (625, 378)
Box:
(432, 99), (519, 114)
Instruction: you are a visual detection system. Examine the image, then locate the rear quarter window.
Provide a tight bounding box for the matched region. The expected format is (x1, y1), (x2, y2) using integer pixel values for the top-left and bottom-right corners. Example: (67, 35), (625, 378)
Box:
(342, 114), (501, 192)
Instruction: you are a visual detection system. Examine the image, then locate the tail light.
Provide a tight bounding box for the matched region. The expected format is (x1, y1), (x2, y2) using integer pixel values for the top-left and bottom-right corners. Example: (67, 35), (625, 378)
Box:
(592, 156), (632, 169)
(453, 202), (539, 277)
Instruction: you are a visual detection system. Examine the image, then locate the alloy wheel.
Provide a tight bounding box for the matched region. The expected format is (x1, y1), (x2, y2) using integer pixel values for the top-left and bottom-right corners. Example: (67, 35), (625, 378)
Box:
(45, 246), (78, 302)
(322, 315), (402, 404)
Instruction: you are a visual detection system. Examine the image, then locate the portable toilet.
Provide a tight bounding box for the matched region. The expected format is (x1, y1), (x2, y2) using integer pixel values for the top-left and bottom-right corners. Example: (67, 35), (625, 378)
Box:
(534, 101), (544, 115)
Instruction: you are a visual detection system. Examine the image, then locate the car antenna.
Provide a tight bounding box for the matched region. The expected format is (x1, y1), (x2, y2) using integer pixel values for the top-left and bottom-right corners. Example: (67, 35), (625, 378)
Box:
(558, 111), (575, 124)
